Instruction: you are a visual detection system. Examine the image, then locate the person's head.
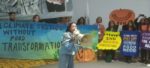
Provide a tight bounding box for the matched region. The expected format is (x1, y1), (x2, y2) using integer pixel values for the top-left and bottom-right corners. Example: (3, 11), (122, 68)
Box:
(77, 17), (86, 25)
(8, 12), (16, 21)
(66, 23), (77, 33)
(140, 18), (146, 24)
(32, 15), (40, 22)
(96, 17), (102, 24)
(128, 21), (135, 31)
(144, 18), (149, 24)
(140, 22), (148, 32)
(59, 17), (70, 24)
(108, 20), (115, 28)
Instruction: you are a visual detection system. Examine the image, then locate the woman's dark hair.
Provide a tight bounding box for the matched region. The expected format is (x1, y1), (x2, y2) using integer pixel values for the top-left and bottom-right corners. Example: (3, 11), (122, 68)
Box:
(96, 17), (102, 23)
(77, 17), (86, 25)
(127, 20), (136, 30)
(32, 15), (40, 22)
(106, 20), (118, 31)
(108, 21), (115, 28)
(66, 23), (74, 32)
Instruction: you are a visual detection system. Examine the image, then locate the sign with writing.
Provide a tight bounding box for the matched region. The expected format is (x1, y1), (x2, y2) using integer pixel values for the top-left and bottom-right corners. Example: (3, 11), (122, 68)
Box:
(141, 32), (150, 49)
(121, 31), (140, 56)
(97, 31), (121, 50)
(0, 21), (98, 59)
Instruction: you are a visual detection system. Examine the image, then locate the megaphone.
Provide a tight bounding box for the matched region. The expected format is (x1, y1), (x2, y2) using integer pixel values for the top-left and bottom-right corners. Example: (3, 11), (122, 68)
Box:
(73, 29), (84, 40)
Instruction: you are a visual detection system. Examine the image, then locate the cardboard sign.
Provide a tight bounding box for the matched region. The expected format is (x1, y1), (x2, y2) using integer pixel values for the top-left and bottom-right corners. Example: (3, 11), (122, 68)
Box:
(97, 31), (121, 50)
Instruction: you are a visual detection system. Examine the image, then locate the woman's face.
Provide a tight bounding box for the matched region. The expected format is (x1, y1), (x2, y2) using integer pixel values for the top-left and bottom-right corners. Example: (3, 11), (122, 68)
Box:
(80, 19), (84, 24)
(110, 21), (115, 27)
(96, 18), (102, 23)
(70, 23), (77, 32)
(10, 14), (16, 21)
(141, 24), (148, 32)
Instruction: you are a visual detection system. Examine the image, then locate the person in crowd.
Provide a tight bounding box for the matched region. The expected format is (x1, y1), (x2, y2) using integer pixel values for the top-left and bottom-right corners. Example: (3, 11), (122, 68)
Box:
(139, 18), (149, 63)
(32, 15), (41, 22)
(96, 16), (105, 41)
(76, 17), (86, 25)
(123, 21), (137, 63)
(95, 17), (105, 60)
(58, 17), (71, 24)
(8, 12), (16, 21)
(59, 23), (84, 68)
(134, 15), (148, 64)
(104, 20), (118, 62)
(140, 18), (150, 66)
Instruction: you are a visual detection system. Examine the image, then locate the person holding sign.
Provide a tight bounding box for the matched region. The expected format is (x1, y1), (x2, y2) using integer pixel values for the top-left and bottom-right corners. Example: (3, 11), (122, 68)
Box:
(97, 20), (122, 62)
(59, 23), (84, 68)
(104, 20), (119, 62)
(121, 21), (139, 63)
(139, 18), (149, 63)
(140, 20), (150, 66)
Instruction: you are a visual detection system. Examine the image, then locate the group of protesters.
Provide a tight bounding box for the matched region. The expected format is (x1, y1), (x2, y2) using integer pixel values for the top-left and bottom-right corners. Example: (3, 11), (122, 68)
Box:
(95, 14), (150, 67)
(3, 11), (150, 67)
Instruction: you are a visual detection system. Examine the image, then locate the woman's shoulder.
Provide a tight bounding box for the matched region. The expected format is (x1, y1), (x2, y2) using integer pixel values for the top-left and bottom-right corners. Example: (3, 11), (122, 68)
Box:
(64, 32), (71, 34)
(63, 32), (72, 37)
